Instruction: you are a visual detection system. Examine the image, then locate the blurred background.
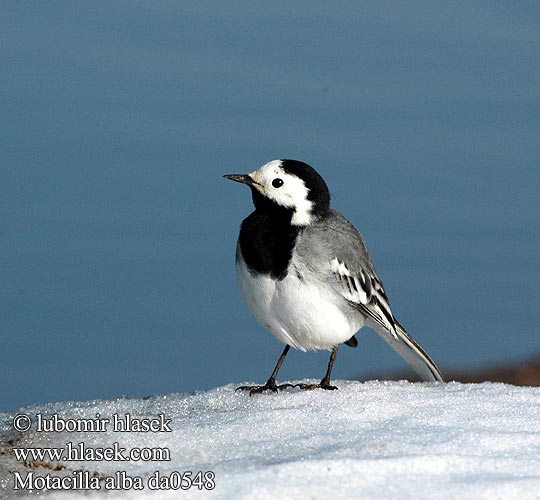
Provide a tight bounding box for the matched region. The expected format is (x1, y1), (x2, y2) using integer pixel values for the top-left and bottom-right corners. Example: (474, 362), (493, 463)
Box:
(1, 1), (539, 412)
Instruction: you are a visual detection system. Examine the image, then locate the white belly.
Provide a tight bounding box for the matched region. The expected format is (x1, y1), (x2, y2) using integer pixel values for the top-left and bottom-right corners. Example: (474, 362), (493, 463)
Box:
(237, 258), (364, 351)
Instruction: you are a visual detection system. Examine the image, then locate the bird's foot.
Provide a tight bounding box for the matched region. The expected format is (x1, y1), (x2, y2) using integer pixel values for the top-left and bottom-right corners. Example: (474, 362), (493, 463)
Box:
(236, 378), (293, 396)
(295, 381), (338, 391)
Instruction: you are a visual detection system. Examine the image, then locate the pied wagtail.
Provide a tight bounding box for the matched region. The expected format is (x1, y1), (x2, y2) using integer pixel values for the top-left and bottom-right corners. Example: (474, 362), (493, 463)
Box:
(224, 159), (443, 395)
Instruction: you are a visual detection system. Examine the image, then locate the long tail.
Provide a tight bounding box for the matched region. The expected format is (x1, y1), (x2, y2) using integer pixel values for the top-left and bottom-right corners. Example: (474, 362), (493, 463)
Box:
(374, 320), (444, 382)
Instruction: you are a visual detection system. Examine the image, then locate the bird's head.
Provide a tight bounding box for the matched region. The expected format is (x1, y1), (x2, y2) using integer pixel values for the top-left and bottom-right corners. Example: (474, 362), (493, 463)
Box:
(224, 159), (331, 226)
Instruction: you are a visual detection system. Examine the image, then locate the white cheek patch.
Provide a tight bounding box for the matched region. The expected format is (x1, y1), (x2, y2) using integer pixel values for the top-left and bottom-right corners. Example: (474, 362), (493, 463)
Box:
(272, 170), (314, 225)
(251, 160), (315, 226)
(290, 198), (314, 225)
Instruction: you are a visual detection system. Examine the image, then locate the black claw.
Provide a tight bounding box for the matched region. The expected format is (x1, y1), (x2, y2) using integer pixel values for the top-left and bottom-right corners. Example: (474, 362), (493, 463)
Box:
(295, 382), (338, 391)
(322, 384), (338, 391)
(236, 381), (293, 396)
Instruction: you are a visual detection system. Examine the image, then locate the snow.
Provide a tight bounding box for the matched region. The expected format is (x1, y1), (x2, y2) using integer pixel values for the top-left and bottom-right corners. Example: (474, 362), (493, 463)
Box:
(2, 380), (540, 499)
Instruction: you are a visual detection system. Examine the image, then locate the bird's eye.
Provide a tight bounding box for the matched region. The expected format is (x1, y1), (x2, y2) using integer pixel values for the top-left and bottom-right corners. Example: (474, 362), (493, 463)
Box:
(272, 178), (284, 188)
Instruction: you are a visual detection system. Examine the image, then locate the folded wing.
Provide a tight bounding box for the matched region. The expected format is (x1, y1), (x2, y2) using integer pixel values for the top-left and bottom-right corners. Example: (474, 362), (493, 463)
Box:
(329, 256), (443, 382)
(295, 210), (443, 382)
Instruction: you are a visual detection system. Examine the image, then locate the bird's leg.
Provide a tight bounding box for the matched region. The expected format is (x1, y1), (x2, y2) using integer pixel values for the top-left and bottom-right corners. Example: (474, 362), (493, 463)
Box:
(319, 346), (339, 389)
(236, 345), (293, 396)
(296, 346), (339, 391)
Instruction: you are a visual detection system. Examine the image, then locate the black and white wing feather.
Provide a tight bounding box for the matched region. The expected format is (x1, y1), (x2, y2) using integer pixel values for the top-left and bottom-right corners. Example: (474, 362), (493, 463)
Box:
(330, 257), (398, 340)
(297, 210), (443, 382)
(329, 257), (443, 382)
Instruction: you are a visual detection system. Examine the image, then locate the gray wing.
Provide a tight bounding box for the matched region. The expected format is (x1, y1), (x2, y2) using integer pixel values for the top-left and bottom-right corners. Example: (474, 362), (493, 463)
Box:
(296, 210), (443, 382)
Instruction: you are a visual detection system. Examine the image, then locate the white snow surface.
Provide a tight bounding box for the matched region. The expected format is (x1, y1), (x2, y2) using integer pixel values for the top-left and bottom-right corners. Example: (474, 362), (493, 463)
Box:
(2, 380), (540, 499)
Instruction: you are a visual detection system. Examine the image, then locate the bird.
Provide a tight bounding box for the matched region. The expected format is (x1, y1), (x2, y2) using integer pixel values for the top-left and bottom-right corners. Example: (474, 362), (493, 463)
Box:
(224, 159), (443, 395)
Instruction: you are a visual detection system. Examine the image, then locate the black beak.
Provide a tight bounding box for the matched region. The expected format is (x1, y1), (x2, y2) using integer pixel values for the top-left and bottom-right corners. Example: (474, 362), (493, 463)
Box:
(223, 174), (255, 186)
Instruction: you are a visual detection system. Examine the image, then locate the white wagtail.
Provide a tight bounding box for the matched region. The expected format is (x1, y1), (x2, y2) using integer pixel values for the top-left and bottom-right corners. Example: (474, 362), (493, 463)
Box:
(224, 159), (443, 395)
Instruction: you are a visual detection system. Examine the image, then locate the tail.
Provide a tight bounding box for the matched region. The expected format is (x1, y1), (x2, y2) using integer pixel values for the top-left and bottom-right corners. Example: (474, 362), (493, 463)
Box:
(374, 320), (444, 382)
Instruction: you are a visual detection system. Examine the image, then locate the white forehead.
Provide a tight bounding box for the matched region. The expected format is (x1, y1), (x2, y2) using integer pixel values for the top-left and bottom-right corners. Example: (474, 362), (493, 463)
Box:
(249, 159), (285, 182)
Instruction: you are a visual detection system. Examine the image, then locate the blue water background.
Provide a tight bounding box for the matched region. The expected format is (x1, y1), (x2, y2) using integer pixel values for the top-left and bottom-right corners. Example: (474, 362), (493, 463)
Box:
(1, 2), (539, 411)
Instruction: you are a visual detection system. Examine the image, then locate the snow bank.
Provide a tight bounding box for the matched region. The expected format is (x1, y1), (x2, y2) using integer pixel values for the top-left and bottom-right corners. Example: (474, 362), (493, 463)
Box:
(1, 380), (540, 499)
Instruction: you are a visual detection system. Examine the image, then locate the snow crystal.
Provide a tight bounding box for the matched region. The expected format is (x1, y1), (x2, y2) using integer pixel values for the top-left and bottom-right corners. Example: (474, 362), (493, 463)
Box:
(1, 380), (540, 499)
